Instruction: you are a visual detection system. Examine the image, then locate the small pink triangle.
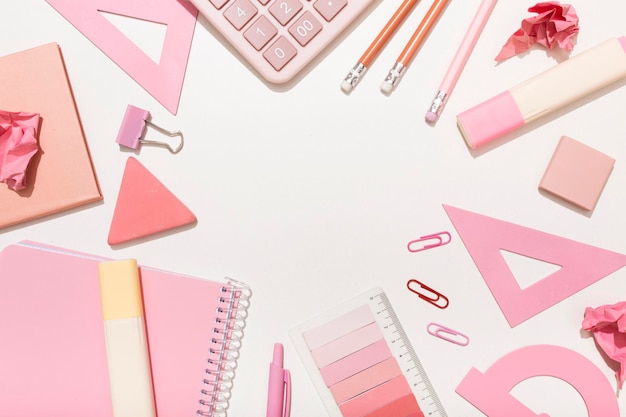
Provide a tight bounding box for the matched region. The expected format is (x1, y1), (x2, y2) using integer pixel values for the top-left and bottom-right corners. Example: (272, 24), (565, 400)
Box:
(443, 205), (626, 327)
(108, 157), (196, 245)
(45, 0), (197, 114)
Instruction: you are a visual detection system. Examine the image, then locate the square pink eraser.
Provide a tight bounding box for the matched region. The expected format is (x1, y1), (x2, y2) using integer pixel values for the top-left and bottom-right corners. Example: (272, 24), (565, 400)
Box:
(539, 136), (615, 211)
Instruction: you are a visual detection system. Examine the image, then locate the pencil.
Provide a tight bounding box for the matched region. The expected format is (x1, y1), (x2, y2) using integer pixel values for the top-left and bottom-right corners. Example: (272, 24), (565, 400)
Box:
(341, 0), (420, 92)
(380, 0), (451, 94)
(425, 0), (497, 123)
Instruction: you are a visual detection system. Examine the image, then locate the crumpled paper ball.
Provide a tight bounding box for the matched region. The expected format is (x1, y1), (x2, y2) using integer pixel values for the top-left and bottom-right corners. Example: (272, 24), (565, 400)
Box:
(495, 2), (579, 62)
(0, 110), (40, 191)
(582, 301), (626, 389)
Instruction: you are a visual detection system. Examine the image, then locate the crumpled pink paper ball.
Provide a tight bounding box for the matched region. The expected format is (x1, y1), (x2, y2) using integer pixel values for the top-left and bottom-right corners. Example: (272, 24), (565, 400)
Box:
(0, 110), (40, 191)
(582, 301), (626, 389)
(495, 2), (579, 62)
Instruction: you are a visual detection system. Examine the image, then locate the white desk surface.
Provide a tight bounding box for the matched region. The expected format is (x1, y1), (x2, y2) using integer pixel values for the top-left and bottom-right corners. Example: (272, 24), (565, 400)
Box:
(4, 1), (626, 415)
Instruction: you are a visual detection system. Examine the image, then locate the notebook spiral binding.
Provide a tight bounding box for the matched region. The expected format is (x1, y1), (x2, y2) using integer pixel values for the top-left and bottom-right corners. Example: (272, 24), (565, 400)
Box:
(197, 278), (251, 417)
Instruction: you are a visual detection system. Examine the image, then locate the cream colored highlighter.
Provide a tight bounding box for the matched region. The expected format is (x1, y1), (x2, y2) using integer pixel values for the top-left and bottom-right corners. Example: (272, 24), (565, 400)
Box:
(99, 259), (156, 417)
(539, 136), (615, 211)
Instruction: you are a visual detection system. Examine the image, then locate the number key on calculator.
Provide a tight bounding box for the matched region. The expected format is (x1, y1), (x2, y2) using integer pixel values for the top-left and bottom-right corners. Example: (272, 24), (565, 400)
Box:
(188, 0), (377, 84)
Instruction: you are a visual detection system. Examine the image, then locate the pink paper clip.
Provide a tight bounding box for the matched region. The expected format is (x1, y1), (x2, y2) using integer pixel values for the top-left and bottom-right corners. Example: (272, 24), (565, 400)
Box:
(407, 279), (449, 309)
(407, 231), (451, 252)
(115, 104), (184, 154)
(427, 323), (469, 346)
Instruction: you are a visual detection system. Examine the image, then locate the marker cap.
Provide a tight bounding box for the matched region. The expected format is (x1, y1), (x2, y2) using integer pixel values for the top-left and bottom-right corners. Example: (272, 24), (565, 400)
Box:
(98, 259), (143, 320)
(456, 91), (525, 149)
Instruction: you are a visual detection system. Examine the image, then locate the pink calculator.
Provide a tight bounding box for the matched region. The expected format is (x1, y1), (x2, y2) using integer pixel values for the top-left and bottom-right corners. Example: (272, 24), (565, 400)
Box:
(188, 0), (376, 84)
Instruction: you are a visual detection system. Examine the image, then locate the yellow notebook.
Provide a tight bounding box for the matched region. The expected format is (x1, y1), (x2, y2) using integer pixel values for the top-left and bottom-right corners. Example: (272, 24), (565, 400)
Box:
(0, 43), (101, 229)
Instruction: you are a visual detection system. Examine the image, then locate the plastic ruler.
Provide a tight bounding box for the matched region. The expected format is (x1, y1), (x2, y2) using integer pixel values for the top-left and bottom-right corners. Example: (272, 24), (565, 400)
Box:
(369, 289), (448, 417)
(290, 287), (447, 417)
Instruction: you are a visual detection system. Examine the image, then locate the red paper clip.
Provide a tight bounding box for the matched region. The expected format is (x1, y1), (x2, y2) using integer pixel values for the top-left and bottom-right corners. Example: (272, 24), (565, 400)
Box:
(427, 323), (469, 346)
(406, 279), (449, 309)
(407, 231), (451, 252)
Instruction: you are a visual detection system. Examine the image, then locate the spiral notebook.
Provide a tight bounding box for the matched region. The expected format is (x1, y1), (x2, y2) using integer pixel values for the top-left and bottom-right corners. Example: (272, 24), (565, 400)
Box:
(0, 241), (250, 417)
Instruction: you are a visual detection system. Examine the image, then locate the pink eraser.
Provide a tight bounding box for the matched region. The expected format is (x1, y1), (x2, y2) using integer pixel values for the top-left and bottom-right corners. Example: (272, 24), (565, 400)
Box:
(539, 136), (615, 211)
(115, 105), (150, 149)
(107, 157), (196, 245)
(456, 91), (525, 149)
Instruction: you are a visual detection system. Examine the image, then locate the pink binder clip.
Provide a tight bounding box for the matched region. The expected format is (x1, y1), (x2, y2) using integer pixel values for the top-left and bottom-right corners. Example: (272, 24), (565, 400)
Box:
(115, 104), (184, 154)
(407, 231), (451, 252)
(427, 323), (469, 346)
(407, 279), (449, 309)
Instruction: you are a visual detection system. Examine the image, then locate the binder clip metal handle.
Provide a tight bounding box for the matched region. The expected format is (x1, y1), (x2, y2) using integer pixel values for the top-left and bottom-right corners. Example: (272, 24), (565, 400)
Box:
(115, 104), (184, 154)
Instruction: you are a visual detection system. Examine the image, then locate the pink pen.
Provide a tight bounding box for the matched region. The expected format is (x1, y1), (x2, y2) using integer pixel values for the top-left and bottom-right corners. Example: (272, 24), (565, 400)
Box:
(266, 343), (291, 417)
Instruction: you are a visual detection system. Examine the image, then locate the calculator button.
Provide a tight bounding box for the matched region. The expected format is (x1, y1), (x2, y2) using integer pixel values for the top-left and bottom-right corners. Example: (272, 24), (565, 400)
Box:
(313, 0), (347, 21)
(288, 11), (322, 46)
(209, 0), (230, 9)
(269, 0), (303, 26)
(224, 0), (258, 30)
(263, 36), (297, 70)
(244, 16), (278, 50)
(257, 0), (271, 4)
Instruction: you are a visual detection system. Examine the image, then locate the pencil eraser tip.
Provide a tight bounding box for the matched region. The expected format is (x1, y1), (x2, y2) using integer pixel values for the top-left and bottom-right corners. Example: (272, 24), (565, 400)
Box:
(425, 112), (438, 123)
(340, 80), (353, 93)
(380, 81), (393, 94)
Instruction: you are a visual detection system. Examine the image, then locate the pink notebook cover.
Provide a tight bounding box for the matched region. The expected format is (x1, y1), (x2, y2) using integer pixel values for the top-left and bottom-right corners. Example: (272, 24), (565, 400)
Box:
(0, 43), (102, 229)
(0, 241), (249, 416)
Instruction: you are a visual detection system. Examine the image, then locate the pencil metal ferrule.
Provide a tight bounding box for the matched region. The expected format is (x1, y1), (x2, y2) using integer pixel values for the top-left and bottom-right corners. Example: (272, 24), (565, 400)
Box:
(428, 91), (447, 116)
(383, 62), (405, 91)
(343, 63), (367, 90)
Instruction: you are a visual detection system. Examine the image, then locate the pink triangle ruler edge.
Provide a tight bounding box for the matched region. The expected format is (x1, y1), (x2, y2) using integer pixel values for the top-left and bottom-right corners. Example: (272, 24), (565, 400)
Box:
(45, 0), (198, 115)
(443, 204), (626, 327)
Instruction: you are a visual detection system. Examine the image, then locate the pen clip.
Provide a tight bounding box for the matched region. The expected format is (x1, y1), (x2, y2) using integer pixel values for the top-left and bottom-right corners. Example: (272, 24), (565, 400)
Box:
(283, 369), (291, 417)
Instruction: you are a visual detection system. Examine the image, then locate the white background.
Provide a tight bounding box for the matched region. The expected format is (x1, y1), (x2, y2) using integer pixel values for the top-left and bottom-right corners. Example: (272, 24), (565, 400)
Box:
(4, 1), (626, 416)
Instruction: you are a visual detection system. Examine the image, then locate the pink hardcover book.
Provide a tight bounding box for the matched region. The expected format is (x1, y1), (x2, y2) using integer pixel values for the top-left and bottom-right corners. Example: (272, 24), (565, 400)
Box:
(0, 241), (250, 416)
(0, 43), (102, 229)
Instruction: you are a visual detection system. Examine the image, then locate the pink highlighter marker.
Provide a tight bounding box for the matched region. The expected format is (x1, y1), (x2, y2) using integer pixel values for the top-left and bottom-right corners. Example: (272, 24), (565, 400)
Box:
(267, 343), (291, 417)
(457, 37), (626, 149)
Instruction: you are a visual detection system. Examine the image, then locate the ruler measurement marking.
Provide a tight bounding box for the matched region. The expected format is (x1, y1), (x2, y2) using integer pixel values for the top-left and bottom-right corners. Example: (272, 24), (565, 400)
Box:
(371, 291), (448, 417)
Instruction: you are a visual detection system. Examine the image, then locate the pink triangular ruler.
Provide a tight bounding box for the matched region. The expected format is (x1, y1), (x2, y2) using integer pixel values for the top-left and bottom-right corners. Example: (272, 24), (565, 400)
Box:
(443, 204), (626, 327)
(108, 157), (196, 245)
(45, 0), (198, 114)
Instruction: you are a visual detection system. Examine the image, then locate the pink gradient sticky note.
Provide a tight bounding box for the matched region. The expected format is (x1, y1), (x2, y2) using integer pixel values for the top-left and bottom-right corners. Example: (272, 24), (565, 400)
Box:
(339, 375), (412, 417)
(303, 304), (375, 351)
(320, 339), (392, 387)
(311, 322), (383, 368)
(539, 136), (615, 211)
(330, 357), (402, 404)
(362, 394), (423, 417)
